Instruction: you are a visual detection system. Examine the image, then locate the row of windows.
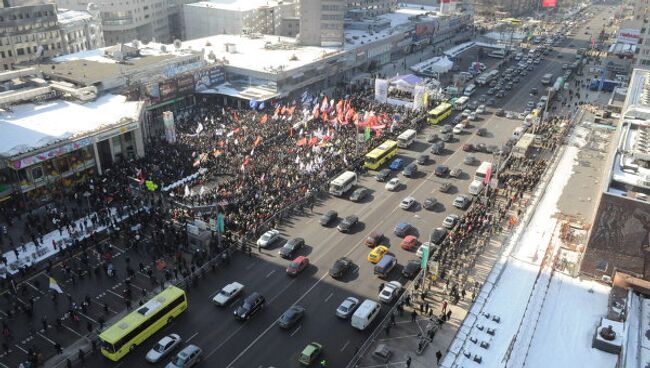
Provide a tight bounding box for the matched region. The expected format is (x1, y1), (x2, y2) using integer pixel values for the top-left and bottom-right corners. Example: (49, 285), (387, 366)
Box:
(322, 5), (342, 11)
(0, 10), (53, 23)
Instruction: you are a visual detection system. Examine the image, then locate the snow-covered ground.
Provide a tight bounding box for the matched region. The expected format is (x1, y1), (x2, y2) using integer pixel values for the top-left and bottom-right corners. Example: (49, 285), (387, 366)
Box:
(443, 124), (615, 368)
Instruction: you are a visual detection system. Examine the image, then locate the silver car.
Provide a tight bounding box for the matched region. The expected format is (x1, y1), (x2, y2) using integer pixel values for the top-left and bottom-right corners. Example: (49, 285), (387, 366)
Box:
(146, 334), (182, 363)
(166, 344), (202, 368)
(336, 297), (359, 319)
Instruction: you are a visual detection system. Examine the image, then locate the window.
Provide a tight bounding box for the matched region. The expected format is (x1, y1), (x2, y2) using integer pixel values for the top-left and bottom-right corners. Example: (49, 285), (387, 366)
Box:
(7, 50), (12, 57)
(31, 166), (44, 181)
(16, 48), (24, 56)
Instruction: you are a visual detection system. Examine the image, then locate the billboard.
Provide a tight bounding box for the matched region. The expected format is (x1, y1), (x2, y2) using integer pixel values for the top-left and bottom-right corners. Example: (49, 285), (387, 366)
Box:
(617, 28), (641, 45)
(176, 73), (195, 96)
(159, 78), (177, 101)
(193, 66), (226, 92)
(542, 0), (556, 7)
(374, 78), (388, 103)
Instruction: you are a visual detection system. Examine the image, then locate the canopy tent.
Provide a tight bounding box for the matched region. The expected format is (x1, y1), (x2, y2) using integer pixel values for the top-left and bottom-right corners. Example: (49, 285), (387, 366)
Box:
(388, 74), (424, 92)
(410, 56), (454, 77)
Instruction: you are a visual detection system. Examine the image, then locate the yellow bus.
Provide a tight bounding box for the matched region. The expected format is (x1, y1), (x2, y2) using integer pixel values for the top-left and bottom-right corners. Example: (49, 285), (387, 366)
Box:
(364, 140), (399, 170)
(99, 286), (188, 361)
(427, 102), (453, 124)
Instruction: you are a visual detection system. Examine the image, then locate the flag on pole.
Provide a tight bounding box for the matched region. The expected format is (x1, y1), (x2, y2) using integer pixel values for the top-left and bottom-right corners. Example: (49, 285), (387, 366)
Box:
(49, 277), (63, 294)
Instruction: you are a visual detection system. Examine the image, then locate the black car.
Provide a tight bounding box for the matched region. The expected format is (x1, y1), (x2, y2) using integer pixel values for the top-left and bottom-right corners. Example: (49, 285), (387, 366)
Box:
(475, 143), (487, 153)
(434, 165), (449, 177)
(337, 215), (358, 233)
(476, 128), (487, 136)
(402, 259), (421, 279)
(431, 142), (444, 155)
(375, 168), (391, 182)
(417, 154), (429, 165)
(402, 163), (417, 178)
(350, 187), (369, 202)
(329, 257), (353, 278)
(320, 210), (338, 226)
(278, 305), (305, 329)
(279, 237), (305, 259)
(234, 292), (265, 320)
(430, 227), (449, 245)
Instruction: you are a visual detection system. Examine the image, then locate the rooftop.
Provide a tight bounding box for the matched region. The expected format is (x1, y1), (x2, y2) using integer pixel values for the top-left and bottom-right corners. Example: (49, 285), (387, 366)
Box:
(57, 8), (93, 24)
(185, 0), (287, 11)
(0, 94), (142, 158)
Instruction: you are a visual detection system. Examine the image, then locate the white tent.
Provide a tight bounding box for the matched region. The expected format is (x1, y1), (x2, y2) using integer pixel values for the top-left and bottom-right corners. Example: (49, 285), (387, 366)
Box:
(411, 56), (454, 76)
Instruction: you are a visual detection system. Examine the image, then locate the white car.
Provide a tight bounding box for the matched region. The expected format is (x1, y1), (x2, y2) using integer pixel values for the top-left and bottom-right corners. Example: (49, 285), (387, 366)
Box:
(416, 242), (432, 258)
(256, 229), (280, 248)
(442, 214), (460, 229)
(336, 297), (359, 319)
(385, 178), (401, 191)
(469, 112), (478, 121)
(145, 334), (182, 363)
(399, 196), (416, 210)
(505, 111), (515, 119)
(212, 282), (244, 306)
(453, 123), (464, 134)
(379, 281), (403, 303)
(477, 105), (486, 114)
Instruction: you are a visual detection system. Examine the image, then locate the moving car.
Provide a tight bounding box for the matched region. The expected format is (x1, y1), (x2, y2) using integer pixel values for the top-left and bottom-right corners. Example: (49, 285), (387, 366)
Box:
(368, 245), (389, 264)
(364, 231), (384, 248)
(319, 210), (338, 226)
(165, 344), (202, 368)
(256, 229), (280, 248)
(422, 197), (437, 210)
(278, 305), (306, 329)
(442, 214), (460, 229)
(402, 260), (421, 279)
(329, 257), (353, 278)
(279, 237), (305, 259)
(286, 256), (310, 276)
(298, 342), (323, 366)
(337, 215), (359, 233)
(234, 292), (265, 320)
(349, 187), (369, 202)
(336, 297), (359, 319)
(394, 221), (412, 237)
(146, 334), (182, 363)
(389, 158), (404, 171)
(399, 196), (416, 210)
(212, 282), (244, 306)
(453, 195), (471, 209)
(400, 235), (419, 250)
(385, 178), (401, 191)
(375, 168), (391, 182)
(378, 281), (403, 303)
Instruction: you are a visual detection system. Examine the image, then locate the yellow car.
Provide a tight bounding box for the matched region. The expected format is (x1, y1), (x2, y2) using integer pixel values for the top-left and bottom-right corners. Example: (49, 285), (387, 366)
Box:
(368, 245), (389, 264)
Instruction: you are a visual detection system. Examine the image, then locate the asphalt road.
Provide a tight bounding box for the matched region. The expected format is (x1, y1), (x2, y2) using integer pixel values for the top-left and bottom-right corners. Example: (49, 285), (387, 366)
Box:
(0, 5), (612, 368)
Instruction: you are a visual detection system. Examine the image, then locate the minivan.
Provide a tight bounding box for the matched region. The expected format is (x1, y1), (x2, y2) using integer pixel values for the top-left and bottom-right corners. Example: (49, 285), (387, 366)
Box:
(351, 299), (381, 330)
(373, 255), (396, 279)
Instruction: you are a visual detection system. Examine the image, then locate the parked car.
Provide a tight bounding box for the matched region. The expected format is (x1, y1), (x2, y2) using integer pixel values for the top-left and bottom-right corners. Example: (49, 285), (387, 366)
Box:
(439, 182), (452, 193)
(378, 281), (403, 303)
(464, 155), (478, 165)
(279, 237), (305, 259)
(449, 167), (462, 178)
(402, 163), (417, 177)
(423, 197), (437, 210)
(165, 344), (202, 368)
(385, 178), (401, 191)
(402, 260), (421, 279)
(442, 214), (460, 229)
(394, 221), (412, 237)
(256, 229), (280, 248)
(430, 227), (449, 245)
(368, 245), (389, 263)
(399, 196), (416, 210)
(320, 210), (338, 226)
(364, 231), (384, 248)
(400, 235), (419, 250)
(417, 154), (429, 165)
(389, 158), (404, 170)
(286, 256), (310, 276)
(453, 195), (471, 209)
(434, 165), (449, 177)
(476, 127), (487, 136)
(375, 168), (391, 182)
(349, 187), (369, 202)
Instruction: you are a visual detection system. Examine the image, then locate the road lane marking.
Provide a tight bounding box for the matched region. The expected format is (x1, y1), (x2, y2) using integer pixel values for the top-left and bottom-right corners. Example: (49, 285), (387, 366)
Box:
(265, 270), (276, 278)
(186, 332), (199, 343)
(37, 332), (56, 345)
(340, 340), (350, 352)
(13, 345), (27, 353)
(245, 262), (256, 270)
(63, 324), (85, 339)
(77, 311), (98, 324)
(324, 293), (333, 302)
(106, 289), (125, 299)
(24, 281), (44, 294)
(289, 325), (301, 337)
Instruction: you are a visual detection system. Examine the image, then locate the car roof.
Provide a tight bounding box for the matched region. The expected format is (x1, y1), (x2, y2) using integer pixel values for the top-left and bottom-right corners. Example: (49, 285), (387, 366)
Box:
(397, 221), (409, 228)
(294, 256), (307, 262)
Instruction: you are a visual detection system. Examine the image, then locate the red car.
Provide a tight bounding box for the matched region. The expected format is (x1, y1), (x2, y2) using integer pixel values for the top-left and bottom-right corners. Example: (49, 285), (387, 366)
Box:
(287, 256), (309, 276)
(400, 235), (419, 250)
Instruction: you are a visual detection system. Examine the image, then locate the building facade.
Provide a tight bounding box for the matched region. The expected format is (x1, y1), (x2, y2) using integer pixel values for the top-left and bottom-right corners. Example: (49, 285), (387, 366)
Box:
(298, 0), (345, 46)
(0, 3), (63, 69)
(58, 6), (104, 54)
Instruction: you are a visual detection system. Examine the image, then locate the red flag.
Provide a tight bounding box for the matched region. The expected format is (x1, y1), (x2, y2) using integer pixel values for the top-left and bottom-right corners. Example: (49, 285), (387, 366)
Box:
(232, 112), (240, 122)
(260, 114), (268, 124)
(308, 137), (319, 146)
(287, 106), (296, 116)
(296, 137), (307, 146)
(336, 100), (344, 114)
(243, 157), (252, 166)
(281, 106), (288, 115)
(274, 106), (281, 116)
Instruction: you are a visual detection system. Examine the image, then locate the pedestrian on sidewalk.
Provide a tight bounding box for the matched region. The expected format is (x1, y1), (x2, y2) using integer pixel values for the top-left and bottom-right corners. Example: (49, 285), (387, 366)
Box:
(436, 350), (443, 364)
(446, 310), (452, 321)
(54, 342), (62, 355)
(442, 300), (448, 314)
(411, 310), (417, 322)
(405, 356), (412, 368)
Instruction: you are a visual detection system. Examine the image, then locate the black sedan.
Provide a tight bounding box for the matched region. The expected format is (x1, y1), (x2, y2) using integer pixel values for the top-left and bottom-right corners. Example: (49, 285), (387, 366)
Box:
(434, 165), (449, 177)
(337, 215), (359, 233)
(375, 168), (391, 182)
(320, 210), (338, 226)
(350, 187), (369, 202)
(329, 257), (353, 278)
(402, 259), (421, 279)
(279, 237), (305, 259)
(278, 305), (305, 329)
(430, 227), (449, 245)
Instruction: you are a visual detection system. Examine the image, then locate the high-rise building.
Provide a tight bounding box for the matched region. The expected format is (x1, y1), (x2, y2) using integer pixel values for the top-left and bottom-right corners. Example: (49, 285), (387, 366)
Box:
(298, 0), (345, 46)
(58, 6), (104, 54)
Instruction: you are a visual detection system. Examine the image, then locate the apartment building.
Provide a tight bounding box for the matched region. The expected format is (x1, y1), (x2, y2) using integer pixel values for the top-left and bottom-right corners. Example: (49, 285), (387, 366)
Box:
(58, 7), (104, 54)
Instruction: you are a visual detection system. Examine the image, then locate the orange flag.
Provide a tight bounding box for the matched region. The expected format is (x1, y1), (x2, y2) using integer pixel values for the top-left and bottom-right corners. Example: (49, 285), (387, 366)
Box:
(260, 114), (268, 124)
(296, 137), (307, 146)
(308, 137), (319, 146)
(254, 136), (262, 146)
(287, 106), (296, 115)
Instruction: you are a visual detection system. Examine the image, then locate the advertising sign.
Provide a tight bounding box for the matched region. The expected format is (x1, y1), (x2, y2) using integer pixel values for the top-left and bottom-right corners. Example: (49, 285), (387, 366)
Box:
(374, 78), (388, 103)
(12, 138), (93, 169)
(193, 66), (226, 92)
(617, 28), (641, 45)
(159, 79), (177, 101)
(176, 73), (195, 96)
(163, 111), (177, 144)
(542, 0), (557, 7)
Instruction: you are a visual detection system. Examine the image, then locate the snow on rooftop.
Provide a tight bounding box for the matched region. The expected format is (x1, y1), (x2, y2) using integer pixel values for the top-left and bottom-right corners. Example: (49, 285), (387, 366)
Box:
(174, 34), (341, 73)
(57, 9), (93, 24)
(52, 48), (117, 64)
(186, 0), (282, 11)
(0, 94), (142, 157)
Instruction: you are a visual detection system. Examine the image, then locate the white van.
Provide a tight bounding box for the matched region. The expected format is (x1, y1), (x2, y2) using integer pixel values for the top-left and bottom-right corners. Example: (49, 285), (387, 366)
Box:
(463, 84), (477, 97)
(468, 179), (484, 195)
(512, 126), (526, 140)
(351, 299), (381, 330)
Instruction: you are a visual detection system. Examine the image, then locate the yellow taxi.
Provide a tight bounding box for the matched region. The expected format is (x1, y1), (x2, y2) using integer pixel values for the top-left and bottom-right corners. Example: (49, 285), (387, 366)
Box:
(368, 245), (389, 264)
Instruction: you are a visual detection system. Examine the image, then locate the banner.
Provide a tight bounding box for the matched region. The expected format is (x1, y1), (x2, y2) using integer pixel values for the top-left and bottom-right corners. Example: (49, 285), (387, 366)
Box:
(194, 66), (226, 92)
(163, 111), (177, 144)
(413, 85), (426, 111)
(617, 28), (641, 45)
(542, 0), (556, 7)
(374, 78), (388, 104)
